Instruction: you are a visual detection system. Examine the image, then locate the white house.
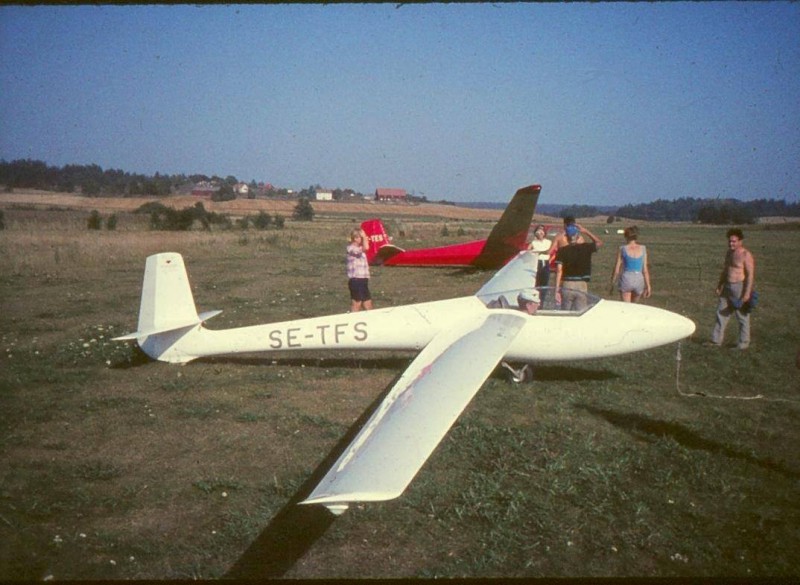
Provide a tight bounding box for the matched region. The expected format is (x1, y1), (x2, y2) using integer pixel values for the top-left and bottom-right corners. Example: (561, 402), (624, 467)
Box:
(315, 189), (333, 201)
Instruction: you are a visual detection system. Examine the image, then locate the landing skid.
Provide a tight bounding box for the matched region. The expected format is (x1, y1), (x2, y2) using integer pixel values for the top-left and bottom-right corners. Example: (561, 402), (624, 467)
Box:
(500, 361), (533, 384)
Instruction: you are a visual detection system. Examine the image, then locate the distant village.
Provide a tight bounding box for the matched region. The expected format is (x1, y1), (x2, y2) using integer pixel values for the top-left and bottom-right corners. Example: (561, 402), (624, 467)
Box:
(189, 180), (425, 204)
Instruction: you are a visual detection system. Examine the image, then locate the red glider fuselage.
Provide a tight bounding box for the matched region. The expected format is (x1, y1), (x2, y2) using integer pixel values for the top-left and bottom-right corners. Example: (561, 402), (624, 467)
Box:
(361, 184), (541, 269)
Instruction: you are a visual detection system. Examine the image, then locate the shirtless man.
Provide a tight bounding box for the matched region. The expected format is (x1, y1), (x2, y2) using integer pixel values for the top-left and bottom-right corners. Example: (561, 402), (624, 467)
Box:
(710, 228), (755, 350)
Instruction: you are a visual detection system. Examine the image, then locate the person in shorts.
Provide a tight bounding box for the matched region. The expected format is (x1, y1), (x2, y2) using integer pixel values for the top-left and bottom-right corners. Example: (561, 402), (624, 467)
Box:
(610, 225), (651, 302)
(346, 228), (373, 312)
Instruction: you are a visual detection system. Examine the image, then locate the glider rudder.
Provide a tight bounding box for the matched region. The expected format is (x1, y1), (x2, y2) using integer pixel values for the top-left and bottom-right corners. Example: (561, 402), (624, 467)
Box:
(473, 184), (541, 269)
(360, 218), (404, 265)
(114, 253), (221, 361)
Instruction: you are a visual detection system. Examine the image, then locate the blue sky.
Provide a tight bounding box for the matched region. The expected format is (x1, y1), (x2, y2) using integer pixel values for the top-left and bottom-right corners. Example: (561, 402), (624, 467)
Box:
(1, 3), (798, 205)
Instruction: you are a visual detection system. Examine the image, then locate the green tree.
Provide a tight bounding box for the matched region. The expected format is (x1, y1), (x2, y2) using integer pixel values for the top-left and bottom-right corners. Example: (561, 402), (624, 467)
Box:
(212, 184), (236, 202)
(293, 197), (314, 221)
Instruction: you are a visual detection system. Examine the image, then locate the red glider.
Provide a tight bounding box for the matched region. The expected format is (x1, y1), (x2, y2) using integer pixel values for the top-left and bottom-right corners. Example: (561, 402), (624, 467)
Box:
(361, 184), (541, 268)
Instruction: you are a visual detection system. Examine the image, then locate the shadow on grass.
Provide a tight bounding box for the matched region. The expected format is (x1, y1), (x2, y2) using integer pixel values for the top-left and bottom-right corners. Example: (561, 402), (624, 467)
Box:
(201, 354), (413, 371)
(110, 346), (153, 369)
(205, 356), (620, 385)
(578, 404), (800, 480)
(488, 364), (620, 383)
(223, 371), (403, 579)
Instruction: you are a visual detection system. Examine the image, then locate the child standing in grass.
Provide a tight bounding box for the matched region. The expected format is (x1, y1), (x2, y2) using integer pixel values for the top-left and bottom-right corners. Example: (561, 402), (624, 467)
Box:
(346, 228), (373, 312)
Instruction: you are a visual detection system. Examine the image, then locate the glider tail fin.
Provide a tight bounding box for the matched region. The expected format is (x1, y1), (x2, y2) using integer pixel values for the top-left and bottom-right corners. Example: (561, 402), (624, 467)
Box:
(473, 184), (541, 269)
(361, 218), (411, 265)
(360, 218), (391, 263)
(113, 252), (221, 362)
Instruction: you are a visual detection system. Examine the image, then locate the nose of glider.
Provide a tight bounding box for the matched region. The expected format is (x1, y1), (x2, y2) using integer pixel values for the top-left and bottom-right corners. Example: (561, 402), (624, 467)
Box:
(588, 300), (696, 355)
(634, 304), (696, 347)
(667, 311), (696, 341)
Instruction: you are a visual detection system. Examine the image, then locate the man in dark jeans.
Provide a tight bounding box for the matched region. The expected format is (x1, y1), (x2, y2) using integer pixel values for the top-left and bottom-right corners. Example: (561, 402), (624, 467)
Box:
(554, 223), (603, 311)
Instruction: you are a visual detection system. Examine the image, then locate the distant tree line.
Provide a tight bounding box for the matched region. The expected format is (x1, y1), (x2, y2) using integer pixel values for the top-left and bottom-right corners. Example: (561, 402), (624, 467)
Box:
(1, 158), (185, 196)
(0, 158), (252, 198)
(615, 197), (800, 224)
(559, 204), (600, 219)
(0, 159), (373, 201)
(3, 159), (797, 224)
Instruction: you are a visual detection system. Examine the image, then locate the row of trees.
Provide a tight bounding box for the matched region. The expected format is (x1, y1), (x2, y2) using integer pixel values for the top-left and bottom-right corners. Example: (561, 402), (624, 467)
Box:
(0, 159), (196, 197)
(134, 201), (288, 231)
(615, 197), (800, 224)
(3, 159), (797, 224)
(559, 199), (799, 225)
(0, 159), (373, 201)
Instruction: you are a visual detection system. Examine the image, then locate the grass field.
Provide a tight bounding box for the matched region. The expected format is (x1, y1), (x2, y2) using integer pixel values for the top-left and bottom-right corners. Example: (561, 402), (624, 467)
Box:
(1, 201), (798, 579)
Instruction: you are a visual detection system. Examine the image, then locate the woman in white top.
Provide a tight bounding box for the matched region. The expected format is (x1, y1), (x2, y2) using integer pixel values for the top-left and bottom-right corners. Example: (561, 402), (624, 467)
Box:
(528, 224), (552, 287)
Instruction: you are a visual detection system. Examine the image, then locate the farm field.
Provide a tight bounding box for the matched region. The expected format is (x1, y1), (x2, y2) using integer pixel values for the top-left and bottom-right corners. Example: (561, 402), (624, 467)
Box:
(0, 188), (516, 222)
(0, 202), (798, 580)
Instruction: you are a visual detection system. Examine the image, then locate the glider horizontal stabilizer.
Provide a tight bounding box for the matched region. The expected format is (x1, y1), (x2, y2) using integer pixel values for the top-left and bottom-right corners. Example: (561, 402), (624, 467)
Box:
(373, 244), (406, 265)
(300, 311), (527, 513)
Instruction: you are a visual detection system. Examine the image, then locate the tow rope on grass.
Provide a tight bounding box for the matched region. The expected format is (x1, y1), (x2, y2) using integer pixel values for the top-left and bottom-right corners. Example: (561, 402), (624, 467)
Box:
(675, 342), (800, 404)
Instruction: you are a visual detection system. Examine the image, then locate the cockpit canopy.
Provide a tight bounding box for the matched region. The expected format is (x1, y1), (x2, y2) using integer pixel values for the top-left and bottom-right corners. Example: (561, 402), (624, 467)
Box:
(475, 251), (601, 316)
(480, 286), (601, 316)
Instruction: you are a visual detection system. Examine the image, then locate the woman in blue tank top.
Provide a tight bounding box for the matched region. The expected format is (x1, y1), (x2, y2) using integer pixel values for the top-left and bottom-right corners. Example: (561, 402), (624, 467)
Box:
(610, 226), (652, 302)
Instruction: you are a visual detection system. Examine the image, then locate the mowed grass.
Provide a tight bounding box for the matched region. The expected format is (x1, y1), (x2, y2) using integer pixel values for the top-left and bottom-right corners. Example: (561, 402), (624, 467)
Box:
(0, 206), (798, 579)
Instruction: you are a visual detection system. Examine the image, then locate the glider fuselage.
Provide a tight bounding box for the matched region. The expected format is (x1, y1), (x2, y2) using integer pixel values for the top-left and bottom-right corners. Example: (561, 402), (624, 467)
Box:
(139, 295), (694, 366)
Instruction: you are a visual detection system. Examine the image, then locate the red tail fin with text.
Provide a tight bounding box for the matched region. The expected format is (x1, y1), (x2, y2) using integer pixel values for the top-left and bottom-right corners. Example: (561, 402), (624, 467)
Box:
(360, 219), (405, 265)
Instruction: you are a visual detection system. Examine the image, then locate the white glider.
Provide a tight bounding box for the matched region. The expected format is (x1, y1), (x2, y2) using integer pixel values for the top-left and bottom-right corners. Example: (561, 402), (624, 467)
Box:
(116, 251), (695, 514)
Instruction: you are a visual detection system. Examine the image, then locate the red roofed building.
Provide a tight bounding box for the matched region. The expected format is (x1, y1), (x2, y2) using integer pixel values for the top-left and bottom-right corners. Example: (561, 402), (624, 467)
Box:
(375, 188), (407, 201)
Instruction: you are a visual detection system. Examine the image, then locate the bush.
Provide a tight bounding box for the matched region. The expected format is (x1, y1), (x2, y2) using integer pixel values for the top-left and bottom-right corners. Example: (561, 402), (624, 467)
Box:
(135, 201), (169, 215)
(141, 201), (235, 231)
(87, 210), (102, 230)
(252, 211), (272, 230)
(274, 214), (285, 229)
(106, 213), (118, 231)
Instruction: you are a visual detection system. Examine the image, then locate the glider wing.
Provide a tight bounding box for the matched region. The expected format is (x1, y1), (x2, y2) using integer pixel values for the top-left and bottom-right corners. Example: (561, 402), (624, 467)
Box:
(300, 310), (526, 512)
